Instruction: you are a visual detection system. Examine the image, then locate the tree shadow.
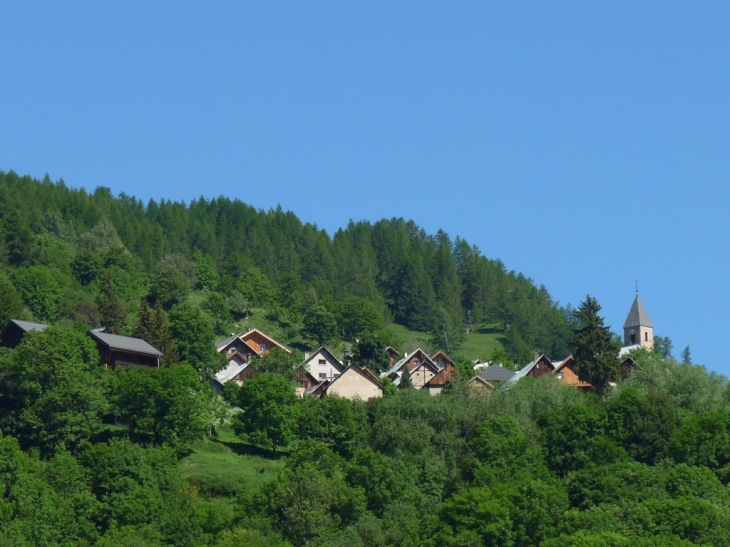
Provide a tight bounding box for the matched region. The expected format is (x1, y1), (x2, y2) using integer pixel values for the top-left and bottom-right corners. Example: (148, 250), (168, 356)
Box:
(212, 438), (286, 460)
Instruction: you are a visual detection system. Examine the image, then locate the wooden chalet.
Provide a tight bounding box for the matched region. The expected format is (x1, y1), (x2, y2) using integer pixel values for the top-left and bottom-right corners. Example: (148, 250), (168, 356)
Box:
(216, 328), (291, 358)
(552, 355), (592, 389)
(430, 350), (456, 370)
(87, 330), (163, 369)
(385, 346), (400, 368)
(0, 319), (48, 348)
(424, 362), (456, 395)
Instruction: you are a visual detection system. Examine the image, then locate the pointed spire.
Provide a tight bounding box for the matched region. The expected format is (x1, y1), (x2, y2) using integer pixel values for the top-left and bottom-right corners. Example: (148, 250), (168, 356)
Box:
(623, 295), (653, 328)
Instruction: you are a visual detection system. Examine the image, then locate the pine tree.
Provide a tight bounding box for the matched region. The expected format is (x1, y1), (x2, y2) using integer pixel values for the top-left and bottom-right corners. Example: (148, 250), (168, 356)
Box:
(681, 345), (692, 364)
(133, 298), (153, 341)
(151, 303), (178, 365)
(96, 273), (126, 334)
(399, 367), (413, 390)
(572, 295), (620, 398)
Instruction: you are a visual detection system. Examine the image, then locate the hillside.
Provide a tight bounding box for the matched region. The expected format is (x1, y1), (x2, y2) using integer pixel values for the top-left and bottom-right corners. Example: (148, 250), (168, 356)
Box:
(0, 170), (574, 364)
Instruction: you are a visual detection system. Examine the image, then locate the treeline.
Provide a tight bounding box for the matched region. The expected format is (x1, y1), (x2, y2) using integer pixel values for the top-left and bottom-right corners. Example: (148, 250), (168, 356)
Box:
(2, 323), (730, 545)
(0, 170), (572, 360)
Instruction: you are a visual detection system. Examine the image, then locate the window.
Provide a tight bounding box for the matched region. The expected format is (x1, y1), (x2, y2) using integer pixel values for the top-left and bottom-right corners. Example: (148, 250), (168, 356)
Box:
(318, 359), (326, 365)
(556, 372), (563, 380)
(259, 343), (266, 353)
(319, 373), (327, 379)
(645, 332), (648, 342)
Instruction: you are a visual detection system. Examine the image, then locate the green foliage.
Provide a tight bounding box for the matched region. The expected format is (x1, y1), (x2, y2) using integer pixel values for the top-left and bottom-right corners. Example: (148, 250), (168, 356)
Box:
(0, 272), (27, 324)
(573, 295), (621, 397)
(149, 265), (191, 310)
(0, 326), (108, 454)
(231, 374), (298, 453)
(302, 304), (338, 347)
(111, 364), (212, 450)
(336, 296), (384, 341)
(351, 331), (392, 373)
(11, 265), (63, 321)
(169, 302), (220, 371)
(96, 272), (127, 334)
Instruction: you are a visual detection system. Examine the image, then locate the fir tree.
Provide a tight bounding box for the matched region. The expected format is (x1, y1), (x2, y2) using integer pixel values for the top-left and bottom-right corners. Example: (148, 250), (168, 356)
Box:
(399, 367), (413, 390)
(573, 296), (621, 397)
(96, 273), (126, 334)
(681, 345), (692, 364)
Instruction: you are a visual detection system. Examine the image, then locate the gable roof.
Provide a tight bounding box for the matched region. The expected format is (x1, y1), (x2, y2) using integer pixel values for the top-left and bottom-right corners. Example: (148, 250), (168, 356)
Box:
(327, 364), (384, 394)
(552, 355), (574, 374)
(214, 360), (249, 385)
(304, 346), (344, 369)
(430, 350), (456, 368)
(468, 376), (495, 389)
(509, 354), (554, 382)
(624, 295), (653, 328)
(6, 319), (48, 334)
(479, 365), (516, 381)
(216, 328), (291, 354)
(87, 330), (163, 357)
(425, 363), (456, 387)
(381, 348), (436, 378)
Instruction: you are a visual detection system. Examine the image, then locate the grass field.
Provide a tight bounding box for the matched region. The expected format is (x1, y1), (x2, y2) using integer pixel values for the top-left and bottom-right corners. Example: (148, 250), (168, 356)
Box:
(387, 321), (504, 362)
(180, 427), (284, 489)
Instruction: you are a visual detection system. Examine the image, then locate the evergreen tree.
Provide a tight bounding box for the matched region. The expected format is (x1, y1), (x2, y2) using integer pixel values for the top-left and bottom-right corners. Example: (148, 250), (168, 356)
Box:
(151, 303), (179, 365)
(399, 367), (412, 390)
(572, 295), (621, 397)
(96, 273), (127, 334)
(682, 345), (692, 364)
(133, 298), (153, 341)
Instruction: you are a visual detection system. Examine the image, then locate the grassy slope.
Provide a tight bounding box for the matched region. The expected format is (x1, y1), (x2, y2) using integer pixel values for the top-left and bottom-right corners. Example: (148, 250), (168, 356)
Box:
(181, 427), (284, 488)
(387, 321), (504, 362)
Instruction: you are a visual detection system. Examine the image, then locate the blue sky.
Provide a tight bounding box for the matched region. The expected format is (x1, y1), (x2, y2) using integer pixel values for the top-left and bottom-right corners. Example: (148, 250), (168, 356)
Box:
(2, 2), (729, 371)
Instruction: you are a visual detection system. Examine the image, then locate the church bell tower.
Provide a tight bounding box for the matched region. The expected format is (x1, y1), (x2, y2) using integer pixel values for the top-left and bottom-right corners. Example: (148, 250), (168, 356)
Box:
(623, 293), (653, 350)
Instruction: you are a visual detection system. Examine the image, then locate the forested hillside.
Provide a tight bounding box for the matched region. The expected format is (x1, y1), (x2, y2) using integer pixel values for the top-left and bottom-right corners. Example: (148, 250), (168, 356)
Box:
(2, 171), (730, 546)
(0, 170), (572, 363)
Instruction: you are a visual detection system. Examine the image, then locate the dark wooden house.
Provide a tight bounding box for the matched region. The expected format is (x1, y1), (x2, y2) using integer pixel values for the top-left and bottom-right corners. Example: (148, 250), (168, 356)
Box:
(0, 319), (48, 348)
(87, 330), (163, 369)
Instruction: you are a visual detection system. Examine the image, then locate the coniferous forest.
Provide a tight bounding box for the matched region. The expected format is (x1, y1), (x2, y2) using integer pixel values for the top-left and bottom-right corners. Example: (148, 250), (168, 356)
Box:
(1, 170), (730, 546)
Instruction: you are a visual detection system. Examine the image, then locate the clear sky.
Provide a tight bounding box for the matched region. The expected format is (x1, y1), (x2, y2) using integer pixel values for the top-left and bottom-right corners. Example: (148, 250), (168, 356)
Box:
(2, 2), (729, 371)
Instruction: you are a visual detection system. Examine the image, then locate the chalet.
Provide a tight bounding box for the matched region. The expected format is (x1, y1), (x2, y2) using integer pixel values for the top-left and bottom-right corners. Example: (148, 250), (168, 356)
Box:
(468, 376), (495, 391)
(303, 346), (345, 381)
(211, 350), (253, 393)
(509, 354), (555, 383)
(476, 364), (516, 384)
(325, 364), (383, 401)
(216, 328), (290, 358)
(0, 319), (48, 348)
(407, 360), (440, 389)
(552, 355), (592, 389)
(385, 346), (400, 368)
(381, 348), (437, 381)
(294, 369), (322, 397)
(87, 330), (163, 369)
(430, 350), (455, 370)
(424, 362), (456, 395)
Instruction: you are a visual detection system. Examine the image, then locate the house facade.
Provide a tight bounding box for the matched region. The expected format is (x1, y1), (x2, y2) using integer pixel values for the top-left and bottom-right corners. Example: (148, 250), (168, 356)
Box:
(326, 364), (383, 401)
(304, 346), (344, 381)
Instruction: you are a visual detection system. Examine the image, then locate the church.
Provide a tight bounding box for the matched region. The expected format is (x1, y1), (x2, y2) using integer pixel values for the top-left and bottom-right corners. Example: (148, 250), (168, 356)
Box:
(620, 293), (653, 355)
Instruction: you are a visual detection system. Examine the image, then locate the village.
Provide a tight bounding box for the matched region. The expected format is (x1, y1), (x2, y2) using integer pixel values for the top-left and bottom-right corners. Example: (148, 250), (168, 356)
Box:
(0, 294), (653, 401)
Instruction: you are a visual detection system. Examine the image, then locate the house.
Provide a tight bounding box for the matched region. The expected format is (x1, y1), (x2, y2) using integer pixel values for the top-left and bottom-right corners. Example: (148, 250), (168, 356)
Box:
(87, 330), (163, 369)
(216, 328), (290, 358)
(325, 364), (383, 401)
(385, 346), (400, 368)
(295, 369), (322, 397)
(407, 360), (440, 389)
(0, 319), (48, 348)
(381, 348), (436, 380)
(468, 376), (495, 391)
(552, 355), (592, 389)
(303, 346), (345, 381)
(506, 354), (555, 386)
(424, 362), (457, 395)
(211, 350), (253, 394)
(476, 364), (516, 384)
(430, 350), (455, 370)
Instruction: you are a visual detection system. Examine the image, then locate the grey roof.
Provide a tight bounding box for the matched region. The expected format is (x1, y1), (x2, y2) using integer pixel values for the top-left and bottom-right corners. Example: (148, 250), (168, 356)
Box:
(216, 331), (243, 352)
(215, 360), (249, 384)
(624, 295), (653, 328)
(88, 330), (163, 357)
(479, 365), (516, 381)
(9, 319), (48, 333)
(380, 348), (435, 378)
